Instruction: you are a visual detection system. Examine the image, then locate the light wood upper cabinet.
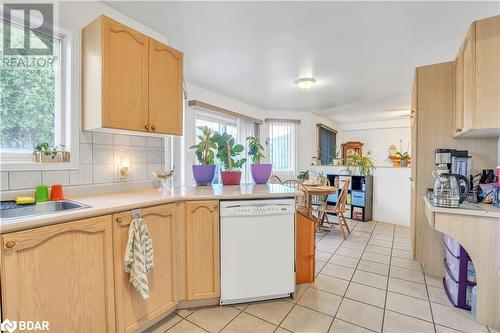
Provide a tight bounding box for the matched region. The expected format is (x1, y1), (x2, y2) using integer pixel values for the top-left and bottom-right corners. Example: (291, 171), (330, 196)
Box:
(149, 39), (184, 135)
(112, 204), (177, 333)
(454, 47), (464, 137)
(83, 15), (184, 135)
(0, 216), (116, 332)
(462, 23), (475, 135)
(185, 200), (220, 300)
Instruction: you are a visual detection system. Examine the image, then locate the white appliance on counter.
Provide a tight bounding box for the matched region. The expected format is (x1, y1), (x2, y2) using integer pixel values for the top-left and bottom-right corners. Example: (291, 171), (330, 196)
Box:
(220, 198), (295, 305)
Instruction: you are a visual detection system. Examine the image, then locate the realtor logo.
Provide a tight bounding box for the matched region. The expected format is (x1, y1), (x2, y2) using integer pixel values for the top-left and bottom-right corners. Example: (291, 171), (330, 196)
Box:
(0, 319), (17, 333)
(2, 3), (54, 55)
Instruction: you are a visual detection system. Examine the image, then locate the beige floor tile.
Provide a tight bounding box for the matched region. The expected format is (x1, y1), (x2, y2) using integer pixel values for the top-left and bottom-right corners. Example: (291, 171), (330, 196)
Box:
(393, 241), (412, 251)
(221, 312), (276, 333)
(336, 298), (383, 332)
(425, 275), (444, 288)
(390, 257), (422, 271)
(428, 286), (452, 306)
(489, 327), (500, 333)
(386, 292), (432, 321)
(291, 283), (311, 303)
(188, 306), (240, 333)
(365, 244), (392, 256)
(316, 260), (327, 274)
(370, 233), (393, 241)
(345, 282), (386, 308)
(329, 319), (373, 333)
(316, 251), (332, 263)
(280, 305), (333, 333)
(392, 249), (412, 259)
(319, 238), (343, 247)
(167, 320), (205, 333)
(357, 260), (389, 276)
(372, 229), (393, 236)
(435, 325), (462, 333)
(317, 244), (339, 254)
(245, 300), (293, 325)
(321, 263), (355, 281)
(275, 327), (292, 333)
(388, 277), (428, 300)
(336, 247), (364, 259)
(361, 252), (390, 265)
(383, 310), (434, 333)
(368, 239), (392, 248)
(147, 314), (183, 333)
(176, 308), (196, 318)
(352, 270), (388, 290)
(328, 254), (359, 268)
(340, 240), (366, 250)
(233, 304), (248, 311)
(390, 266), (425, 284)
(312, 274), (349, 296)
(298, 287), (343, 316)
(431, 302), (488, 333)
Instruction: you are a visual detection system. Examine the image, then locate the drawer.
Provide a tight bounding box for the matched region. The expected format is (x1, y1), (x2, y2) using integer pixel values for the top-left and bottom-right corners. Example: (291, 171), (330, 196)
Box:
(445, 247), (476, 283)
(444, 270), (473, 308)
(352, 206), (363, 221)
(443, 234), (461, 257)
(351, 190), (365, 207)
(327, 190), (338, 203)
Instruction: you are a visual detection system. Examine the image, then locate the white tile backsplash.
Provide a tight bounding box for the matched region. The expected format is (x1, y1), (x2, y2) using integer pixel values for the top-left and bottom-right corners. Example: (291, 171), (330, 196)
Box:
(9, 171), (42, 190)
(42, 171), (70, 186)
(2, 132), (166, 192)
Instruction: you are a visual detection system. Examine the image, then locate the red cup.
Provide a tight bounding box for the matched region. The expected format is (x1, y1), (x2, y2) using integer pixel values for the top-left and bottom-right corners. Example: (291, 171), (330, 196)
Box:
(50, 184), (65, 201)
(496, 166), (500, 186)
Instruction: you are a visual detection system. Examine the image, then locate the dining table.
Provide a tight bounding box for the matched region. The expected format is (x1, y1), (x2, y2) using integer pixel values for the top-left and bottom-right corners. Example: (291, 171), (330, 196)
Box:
(302, 184), (337, 217)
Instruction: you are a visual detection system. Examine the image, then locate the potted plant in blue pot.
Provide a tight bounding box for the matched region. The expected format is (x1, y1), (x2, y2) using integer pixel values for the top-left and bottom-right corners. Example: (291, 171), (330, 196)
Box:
(247, 136), (272, 184)
(190, 126), (217, 185)
(213, 132), (247, 185)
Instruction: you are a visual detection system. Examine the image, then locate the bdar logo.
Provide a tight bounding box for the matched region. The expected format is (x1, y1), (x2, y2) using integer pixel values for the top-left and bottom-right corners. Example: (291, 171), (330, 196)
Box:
(0, 319), (17, 333)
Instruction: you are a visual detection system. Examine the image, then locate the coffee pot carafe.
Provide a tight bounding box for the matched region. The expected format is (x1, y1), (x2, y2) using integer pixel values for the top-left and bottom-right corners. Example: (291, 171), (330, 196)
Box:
(431, 171), (470, 208)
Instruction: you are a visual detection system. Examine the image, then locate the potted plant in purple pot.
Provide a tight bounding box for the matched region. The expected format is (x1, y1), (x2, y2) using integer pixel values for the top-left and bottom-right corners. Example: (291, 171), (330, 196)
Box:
(247, 136), (272, 184)
(213, 132), (247, 185)
(190, 126), (217, 185)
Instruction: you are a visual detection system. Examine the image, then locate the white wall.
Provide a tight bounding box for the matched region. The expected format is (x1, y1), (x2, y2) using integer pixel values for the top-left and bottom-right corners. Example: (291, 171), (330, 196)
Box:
(338, 124), (411, 167)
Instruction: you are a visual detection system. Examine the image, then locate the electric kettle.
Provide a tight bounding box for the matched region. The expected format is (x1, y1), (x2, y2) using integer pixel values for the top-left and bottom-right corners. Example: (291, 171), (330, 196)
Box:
(431, 171), (470, 208)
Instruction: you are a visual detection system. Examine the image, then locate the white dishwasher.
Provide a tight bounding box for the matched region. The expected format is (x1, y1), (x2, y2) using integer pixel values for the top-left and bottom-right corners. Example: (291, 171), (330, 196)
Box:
(220, 198), (295, 305)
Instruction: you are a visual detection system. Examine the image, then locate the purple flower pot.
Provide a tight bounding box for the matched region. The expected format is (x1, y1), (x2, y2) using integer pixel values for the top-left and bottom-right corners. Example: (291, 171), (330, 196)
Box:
(250, 164), (272, 184)
(192, 165), (216, 185)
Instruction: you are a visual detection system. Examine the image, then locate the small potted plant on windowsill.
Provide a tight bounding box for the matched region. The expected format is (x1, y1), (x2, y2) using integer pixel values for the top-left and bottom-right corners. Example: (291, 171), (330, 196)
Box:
(213, 132), (247, 185)
(190, 126), (217, 185)
(247, 136), (272, 184)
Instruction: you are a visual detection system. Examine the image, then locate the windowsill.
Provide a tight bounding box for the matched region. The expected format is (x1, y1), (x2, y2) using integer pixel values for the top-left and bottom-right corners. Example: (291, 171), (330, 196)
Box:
(1, 160), (79, 172)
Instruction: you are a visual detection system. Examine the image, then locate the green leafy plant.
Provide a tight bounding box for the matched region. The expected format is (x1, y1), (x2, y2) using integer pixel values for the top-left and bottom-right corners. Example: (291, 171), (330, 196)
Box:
(189, 126), (217, 165)
(344, 153), (376, 176)
(246, 136), (265, 164)
(396, 151), (410, 161)
(33, 142), (51, 156)
(213, 132), (247, 171)
(297, 170), (310, 181)
(332, 144), (340, 159)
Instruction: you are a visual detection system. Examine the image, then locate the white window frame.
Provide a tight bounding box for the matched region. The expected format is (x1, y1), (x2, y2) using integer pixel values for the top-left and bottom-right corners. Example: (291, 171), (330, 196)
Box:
(266, 121), (297, 174)
(0, 10), (80, 171)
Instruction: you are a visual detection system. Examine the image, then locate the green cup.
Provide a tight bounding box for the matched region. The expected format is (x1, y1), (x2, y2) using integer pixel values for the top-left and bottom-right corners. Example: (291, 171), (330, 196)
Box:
(35, 185), (49, 202)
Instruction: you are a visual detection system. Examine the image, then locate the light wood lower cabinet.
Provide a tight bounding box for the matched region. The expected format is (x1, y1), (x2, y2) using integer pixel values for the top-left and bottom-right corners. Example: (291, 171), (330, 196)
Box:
(112, 204), (177, 333)
(0, 216), (116, 332)
(185, 200), (220, 300)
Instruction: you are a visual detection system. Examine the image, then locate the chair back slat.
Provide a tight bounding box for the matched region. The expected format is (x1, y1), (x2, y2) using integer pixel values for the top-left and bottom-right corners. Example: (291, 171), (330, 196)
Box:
(282, 179), (309, 212)
(269, 175), (283, 184)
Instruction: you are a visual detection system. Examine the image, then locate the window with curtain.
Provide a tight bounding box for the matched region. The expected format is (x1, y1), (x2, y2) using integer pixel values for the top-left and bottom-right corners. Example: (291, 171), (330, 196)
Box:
(317, 124), (337, 165)
(268, 121), (296, 173)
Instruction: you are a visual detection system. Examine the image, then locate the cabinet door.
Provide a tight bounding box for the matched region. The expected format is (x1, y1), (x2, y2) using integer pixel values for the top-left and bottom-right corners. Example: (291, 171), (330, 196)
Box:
(149, 39), (184, 135)
(475, 15), (500, 129)
(0, 216), (115, 332)
(454, 52), (464, 136)
(462, 23), (476, 133)
(185, 200), (220, 300)
(113, 204), (177, 333)
(295, 212), (315, 284)
(102, 16), (149, 132)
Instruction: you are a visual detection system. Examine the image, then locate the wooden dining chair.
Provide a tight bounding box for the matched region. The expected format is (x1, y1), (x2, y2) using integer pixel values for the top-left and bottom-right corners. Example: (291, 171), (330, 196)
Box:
(317, 179), (351, 239)
(310, 177), (331, 218)
(269, 174), (283, 184)
(282, 179), (309, 214)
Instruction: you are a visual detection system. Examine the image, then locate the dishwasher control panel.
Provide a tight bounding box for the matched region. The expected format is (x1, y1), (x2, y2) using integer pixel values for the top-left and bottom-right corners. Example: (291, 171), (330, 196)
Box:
(220, 199), (295, 217)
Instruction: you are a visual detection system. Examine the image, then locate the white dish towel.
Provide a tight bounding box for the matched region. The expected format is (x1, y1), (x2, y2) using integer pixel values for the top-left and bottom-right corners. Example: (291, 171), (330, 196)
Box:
(124, 216), (154, 299)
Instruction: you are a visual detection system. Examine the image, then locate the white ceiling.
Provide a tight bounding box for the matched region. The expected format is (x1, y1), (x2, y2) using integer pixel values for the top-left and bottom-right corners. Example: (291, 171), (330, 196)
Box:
(106, 1), (500, 123)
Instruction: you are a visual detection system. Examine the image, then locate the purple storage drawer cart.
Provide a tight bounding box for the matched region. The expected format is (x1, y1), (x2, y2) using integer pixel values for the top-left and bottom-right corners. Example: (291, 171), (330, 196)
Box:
(442, 234), (477, 310)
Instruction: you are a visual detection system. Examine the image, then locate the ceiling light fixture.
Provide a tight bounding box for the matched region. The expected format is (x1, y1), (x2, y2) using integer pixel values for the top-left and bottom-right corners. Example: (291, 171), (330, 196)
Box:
(295, 77), (316, 89)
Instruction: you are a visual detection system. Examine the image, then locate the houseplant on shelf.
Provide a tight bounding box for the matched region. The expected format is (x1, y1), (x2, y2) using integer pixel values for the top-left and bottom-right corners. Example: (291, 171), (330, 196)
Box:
(190, 126), (217, 185)
(331, 145), (342, 166)
(246, 136), (272, 184)
(344, 153), (376, 176)
(213, 132), (247, 185)
(396, 151), (411, 167)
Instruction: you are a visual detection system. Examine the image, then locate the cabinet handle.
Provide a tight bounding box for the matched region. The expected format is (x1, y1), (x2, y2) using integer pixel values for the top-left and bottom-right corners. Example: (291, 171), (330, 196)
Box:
(116, 217), (123, 223)
(5, 241), (15, 248)
(144, 124), (149, 131)
(456, 128), (462, 132)
(151, 125), (156, 131)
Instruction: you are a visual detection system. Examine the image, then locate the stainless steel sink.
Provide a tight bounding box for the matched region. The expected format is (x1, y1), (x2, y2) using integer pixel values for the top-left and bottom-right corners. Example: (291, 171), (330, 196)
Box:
(0, 200), (91, 221)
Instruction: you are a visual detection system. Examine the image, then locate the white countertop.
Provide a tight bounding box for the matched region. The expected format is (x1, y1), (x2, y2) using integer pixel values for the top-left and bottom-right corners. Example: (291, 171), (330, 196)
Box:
(423, 196), (500, 219)
(0, 184), (299, 234)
